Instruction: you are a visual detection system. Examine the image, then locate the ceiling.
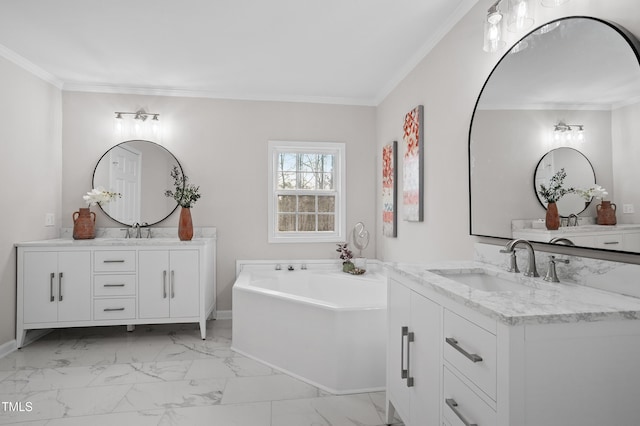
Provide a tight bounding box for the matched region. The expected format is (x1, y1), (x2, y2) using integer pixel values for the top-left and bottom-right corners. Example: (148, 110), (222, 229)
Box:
(0, 0), (477, 106)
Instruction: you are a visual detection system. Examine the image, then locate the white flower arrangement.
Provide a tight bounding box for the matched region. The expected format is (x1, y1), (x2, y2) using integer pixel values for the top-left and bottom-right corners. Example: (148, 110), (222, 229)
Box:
(575, 185), (608, 201)
(83, 187), (121, 206)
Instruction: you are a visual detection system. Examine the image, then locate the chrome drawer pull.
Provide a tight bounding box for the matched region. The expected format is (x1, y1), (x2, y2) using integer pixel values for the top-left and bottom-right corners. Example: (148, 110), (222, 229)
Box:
(603, 241), (620, 245)
(170, 270), (175, 298)
(50, 272), (55, 302)
(103, 283), (126, 287)
(103, 307), (125, 312)
(103, 259), (125, 263)
(406, 329), (414, 387)
(58, 272), (63, 302)
(163, 270), (167, 298)
(446, 398), (478, 426)
(446, 337), (483, 363)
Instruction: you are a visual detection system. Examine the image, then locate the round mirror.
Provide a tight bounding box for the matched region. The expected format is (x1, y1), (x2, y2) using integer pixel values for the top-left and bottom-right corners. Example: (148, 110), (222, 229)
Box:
(92, 140), (182, 226)
(533, 147), (595, 216)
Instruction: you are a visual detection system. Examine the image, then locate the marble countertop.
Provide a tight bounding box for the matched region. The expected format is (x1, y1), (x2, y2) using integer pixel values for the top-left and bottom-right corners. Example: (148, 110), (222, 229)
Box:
(514, 224), (640, 234)
(388, 261), (640, 326)
(15, 237), (214, 247)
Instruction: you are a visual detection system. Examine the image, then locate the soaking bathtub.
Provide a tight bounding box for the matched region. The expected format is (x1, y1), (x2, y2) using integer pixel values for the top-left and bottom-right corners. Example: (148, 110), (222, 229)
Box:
(231, 260), (387, 394)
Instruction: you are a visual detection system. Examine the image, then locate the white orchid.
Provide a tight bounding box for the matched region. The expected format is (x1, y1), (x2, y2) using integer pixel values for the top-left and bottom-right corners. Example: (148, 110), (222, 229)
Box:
(83, 187), (121, 206)
(575, 185), (608, 201)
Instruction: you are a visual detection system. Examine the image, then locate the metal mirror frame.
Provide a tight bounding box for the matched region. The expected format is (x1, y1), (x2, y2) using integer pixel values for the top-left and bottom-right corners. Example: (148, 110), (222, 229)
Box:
(92, 140), (183, 227)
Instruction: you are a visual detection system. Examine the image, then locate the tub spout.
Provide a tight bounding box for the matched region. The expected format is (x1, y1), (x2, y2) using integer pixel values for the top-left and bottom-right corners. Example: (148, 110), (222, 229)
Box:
(288, 265), (295, 271)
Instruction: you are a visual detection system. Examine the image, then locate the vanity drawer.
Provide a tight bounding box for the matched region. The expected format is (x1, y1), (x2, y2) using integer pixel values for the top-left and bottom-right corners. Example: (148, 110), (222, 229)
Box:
(93, 298), (136, 320)
(94, 274), (135, 296)
(94, 251), (136, 272)
(443, 309), (497, 400)
(594, 233), (623, 249)
(443, 366), (496, 426)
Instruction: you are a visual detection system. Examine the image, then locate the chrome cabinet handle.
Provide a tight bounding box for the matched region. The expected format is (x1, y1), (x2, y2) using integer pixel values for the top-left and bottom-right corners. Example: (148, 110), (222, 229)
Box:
(103, 283), (125, 287)
(171, 270), (175, 298)
(446, 398), (478, 426)
(103, 307), (125, 312)
(401, 326), (408, 379)
(163, 270), (167, 298)
(50, 272), (55, 302)
(58, 272), (63, 301)
(446, 337), (483, 363)
(603, 241), (620, 245)
(406, 329), (414, 387)
(103, 259), (125, 263)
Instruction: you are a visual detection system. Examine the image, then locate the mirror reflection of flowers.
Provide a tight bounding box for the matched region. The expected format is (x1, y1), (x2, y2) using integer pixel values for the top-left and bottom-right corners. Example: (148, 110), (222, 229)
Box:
(336, 243), (353, 263)
(575, 185), (608, 201)
(164, 166), (201, 208)
(83, 187), (121, 206)
(538, 168), (574, 203)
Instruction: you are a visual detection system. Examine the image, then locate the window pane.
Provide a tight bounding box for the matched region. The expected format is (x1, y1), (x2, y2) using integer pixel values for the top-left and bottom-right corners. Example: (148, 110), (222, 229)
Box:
(321, 155), (334, 173)
(278, 195), (296, 212)
(298, 214), (316, 231)
(278, 214), (296, 231)
(318, 196), (335, 212)
(277, 172), (296, 189)
(298, 195), (316, 212)
(318, 214), (335, 231)
(297, 172), (316, 190)
(279, 153), (297, 171)
(299, 154), (319, 172)
(319, 173), (333, 190)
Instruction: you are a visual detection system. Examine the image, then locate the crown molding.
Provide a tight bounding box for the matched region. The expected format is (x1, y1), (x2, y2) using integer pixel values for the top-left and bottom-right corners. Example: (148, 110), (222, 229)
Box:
(0, 43), (63, 89)
(61, 82), (378, 106)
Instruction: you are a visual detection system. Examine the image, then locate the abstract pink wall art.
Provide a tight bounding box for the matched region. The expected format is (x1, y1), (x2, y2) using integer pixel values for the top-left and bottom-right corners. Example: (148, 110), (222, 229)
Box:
(402, 105), (424, 222)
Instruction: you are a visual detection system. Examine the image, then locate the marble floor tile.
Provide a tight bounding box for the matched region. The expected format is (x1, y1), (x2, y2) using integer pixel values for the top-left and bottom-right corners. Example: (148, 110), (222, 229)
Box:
(112, 378), (226, 412)
(221, 374), (320, 404)
(159, 402), (271, 426)
(272, 393), (385, 426)
(183, 355), (274, 380)
(0, 320), (394, 425)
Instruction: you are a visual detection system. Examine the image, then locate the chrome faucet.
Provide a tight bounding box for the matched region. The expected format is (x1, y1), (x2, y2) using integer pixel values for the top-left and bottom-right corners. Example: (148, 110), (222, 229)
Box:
(567, 214), (579, 227)
(544, 255), (570, 283)
(131, 222), (141, 238)
(549, 237), (575, 246)
(502, 239), (539, 277)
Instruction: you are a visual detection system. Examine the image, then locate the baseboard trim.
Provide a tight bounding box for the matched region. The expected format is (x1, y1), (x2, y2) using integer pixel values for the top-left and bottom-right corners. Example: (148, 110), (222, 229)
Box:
(0, 339), (16, 359)
(215, 310), (232, 320)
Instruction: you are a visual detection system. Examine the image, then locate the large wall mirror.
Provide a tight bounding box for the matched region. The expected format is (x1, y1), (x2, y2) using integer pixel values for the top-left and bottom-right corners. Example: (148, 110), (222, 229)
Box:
(470, 16), (640, 253)
(93, 140), (182, 226)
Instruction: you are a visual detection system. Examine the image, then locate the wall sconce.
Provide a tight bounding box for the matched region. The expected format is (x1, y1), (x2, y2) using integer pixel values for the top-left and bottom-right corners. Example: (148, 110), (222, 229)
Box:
(553, 121), (585, 144)
(483, 0), (569, 53)
(114, 109), (161, 140)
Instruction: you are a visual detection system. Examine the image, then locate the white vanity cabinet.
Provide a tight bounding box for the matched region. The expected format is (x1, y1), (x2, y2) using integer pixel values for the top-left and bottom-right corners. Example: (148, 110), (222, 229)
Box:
(16, 236), (216, 348)
(21, 250), (91, 324)
(386, 266), (640, 426)
(138, 249), (200, 320)
(386, 278), (440, 426)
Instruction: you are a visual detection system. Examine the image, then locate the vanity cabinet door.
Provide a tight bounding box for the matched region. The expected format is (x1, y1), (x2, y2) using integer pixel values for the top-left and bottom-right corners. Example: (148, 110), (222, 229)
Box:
(23, 251), (91, 324)
(138, 250), (199, 319)
(388, 279), (412, 420)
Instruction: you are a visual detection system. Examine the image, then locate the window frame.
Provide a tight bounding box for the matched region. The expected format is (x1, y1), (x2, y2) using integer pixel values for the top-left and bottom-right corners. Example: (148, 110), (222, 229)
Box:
(268, 140), (346, 243)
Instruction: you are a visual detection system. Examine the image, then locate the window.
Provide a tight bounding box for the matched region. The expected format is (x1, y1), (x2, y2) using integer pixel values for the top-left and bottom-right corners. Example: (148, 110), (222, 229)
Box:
(268, 141), (346, 243)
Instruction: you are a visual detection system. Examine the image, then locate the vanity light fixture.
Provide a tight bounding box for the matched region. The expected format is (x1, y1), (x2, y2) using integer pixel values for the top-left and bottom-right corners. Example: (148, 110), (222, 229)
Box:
(553, 121), (584, 144)
(114, 109), (161, 140)
(483, 0), (569, 53)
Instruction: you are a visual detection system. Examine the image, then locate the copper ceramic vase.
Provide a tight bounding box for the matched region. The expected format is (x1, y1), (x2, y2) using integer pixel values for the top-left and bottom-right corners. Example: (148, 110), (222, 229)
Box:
(72, 207), (96, 239)
(545, 202), (560, 230)
(178, 207), (194, 241)
(597, 201), (617, 225)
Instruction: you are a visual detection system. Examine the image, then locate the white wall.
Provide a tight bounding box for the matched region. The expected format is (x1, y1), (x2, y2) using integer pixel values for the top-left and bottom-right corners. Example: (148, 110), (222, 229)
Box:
(0, 56), (61, 345)
(376, 0), (640, 264)
(612, 101), (640, 224)
(61, 92), (377, 311)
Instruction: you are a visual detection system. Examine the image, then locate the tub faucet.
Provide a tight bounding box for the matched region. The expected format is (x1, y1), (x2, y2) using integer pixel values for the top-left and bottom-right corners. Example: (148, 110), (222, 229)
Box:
(287, 265), (294, 271)
(502, 239), (539, 277)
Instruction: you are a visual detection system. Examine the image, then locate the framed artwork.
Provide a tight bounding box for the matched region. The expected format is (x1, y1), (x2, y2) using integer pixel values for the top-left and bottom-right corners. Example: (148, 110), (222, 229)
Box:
(402, 105), (424, 222)
(382, 141), (398, 237)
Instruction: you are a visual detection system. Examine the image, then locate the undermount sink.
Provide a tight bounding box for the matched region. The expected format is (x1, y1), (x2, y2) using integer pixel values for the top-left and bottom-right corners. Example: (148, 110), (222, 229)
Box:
(429, 268), (532, 292)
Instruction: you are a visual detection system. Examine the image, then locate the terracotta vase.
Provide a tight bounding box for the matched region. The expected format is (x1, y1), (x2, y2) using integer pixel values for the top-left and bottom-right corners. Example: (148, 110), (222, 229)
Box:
(178, 207), (194, 241)
(72, 207), (96, 239)
(545, 202), (560, 230)
(597, 200), (617, 225)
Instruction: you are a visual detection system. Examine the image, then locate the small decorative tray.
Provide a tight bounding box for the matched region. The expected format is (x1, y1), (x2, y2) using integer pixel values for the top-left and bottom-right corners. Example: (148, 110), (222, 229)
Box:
(348, 268), (366, 275)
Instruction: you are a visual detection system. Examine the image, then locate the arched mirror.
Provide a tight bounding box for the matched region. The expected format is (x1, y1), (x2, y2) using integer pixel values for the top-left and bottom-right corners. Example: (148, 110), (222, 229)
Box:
(534, 147), (595, 216)
(92, 140), (182, 226)
(469, 16), (640, 253)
